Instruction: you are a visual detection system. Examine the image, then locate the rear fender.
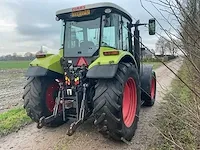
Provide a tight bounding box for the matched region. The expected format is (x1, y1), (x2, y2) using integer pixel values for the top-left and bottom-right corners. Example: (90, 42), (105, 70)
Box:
(26, 66), (63, 78)
(26, 50), (64, 77)
(88, 47), (137, 69)
(87, 47), (137, 79)
(140, 64), (155, 101)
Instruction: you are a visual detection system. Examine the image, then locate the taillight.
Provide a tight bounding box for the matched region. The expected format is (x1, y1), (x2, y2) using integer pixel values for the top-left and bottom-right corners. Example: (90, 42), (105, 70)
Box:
(65, 76), (70, 85)
(76, 57), (88, 66)
(103, 51), (119, 56)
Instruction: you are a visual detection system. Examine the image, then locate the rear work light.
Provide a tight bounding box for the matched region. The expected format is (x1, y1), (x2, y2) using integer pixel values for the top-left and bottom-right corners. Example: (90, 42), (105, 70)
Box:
(36, 54), (46, 58)
(103, 51), (119, 56)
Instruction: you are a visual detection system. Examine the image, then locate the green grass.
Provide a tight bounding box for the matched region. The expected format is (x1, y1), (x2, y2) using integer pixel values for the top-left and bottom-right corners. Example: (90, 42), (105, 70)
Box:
(0, 108), (32, 137)
(143, 62), (162, 69)
(0, 61), (30, 69)
(151, 63), (199, 150)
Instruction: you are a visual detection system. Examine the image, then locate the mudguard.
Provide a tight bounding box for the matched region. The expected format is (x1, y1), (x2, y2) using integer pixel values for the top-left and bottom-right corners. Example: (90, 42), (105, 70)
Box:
(87, 47), (137, 78)
(26, 66), (63, 78)
(25, 50), (64, 77)
(86, 64), (118, 78)
(140, 64), (155, 102)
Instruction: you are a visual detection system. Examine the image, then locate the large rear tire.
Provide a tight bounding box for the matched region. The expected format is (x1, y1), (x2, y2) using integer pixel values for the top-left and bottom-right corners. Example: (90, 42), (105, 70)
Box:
(93, 63), (141, 141)
(23, 77), (66, 127)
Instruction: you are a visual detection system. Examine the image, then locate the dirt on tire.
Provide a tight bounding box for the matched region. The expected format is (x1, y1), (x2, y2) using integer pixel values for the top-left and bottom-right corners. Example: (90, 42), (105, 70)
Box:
(0, 59), (183, 150)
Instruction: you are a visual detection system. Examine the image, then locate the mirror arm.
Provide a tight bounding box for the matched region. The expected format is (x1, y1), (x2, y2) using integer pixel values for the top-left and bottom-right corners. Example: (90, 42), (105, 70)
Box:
(130, 23), (148, 28)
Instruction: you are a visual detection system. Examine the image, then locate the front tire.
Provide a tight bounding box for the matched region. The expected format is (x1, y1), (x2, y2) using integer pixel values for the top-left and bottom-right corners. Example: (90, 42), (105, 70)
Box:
(23, 77), (66, 127)
(93, 63), (141, 141)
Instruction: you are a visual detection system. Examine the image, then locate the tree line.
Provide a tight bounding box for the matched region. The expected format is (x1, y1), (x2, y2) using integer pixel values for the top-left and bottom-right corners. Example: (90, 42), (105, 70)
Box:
(155, 37), (179, 56)
(0, 50), (47, 61)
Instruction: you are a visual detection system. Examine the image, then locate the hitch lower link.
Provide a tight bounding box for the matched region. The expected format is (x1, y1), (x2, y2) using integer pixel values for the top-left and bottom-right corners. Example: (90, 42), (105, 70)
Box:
(37, 80), (65, 129)
(37, 81), (88, 137)
(66, 83), (88, 136)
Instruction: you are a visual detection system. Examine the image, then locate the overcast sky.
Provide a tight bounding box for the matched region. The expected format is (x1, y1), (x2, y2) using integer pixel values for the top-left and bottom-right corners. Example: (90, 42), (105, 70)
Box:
(0, 0), (177, 56)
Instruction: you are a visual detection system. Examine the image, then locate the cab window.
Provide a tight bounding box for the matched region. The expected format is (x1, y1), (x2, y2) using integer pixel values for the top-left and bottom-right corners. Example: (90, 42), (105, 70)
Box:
(122, 17), (130, 51)
(101, 13), (121, 49)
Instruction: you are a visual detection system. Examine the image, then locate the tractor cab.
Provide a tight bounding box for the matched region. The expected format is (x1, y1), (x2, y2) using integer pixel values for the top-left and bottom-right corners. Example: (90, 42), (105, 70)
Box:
(56, 3), (133, 59)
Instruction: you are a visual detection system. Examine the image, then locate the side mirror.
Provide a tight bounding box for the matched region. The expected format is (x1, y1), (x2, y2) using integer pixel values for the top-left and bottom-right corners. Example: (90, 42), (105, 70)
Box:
(148, 18), (156, 35)
(141, 47), (145, 51)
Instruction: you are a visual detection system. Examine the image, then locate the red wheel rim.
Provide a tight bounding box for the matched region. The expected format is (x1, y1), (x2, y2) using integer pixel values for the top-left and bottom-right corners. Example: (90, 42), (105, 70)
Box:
(151, 77), (156, 99)
(122, 78), (137, 128)
(46, 82), (60, 112)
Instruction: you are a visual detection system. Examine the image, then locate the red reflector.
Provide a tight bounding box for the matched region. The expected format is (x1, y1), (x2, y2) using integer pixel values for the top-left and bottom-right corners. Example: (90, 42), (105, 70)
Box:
(76, 57), (88, 66)
(36, 54), (46, 58)
(103, 51), (119, 56)
(75, 80), (80, 86)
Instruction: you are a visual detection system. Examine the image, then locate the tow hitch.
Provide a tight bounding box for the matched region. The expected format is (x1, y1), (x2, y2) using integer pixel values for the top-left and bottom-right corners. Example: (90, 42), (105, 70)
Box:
(67, 83), (88, 136)
(37, 79), (89, 137)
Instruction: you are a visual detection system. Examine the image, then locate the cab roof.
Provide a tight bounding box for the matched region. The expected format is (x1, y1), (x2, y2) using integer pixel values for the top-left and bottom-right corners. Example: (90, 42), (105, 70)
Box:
(56, 2), (132, 20)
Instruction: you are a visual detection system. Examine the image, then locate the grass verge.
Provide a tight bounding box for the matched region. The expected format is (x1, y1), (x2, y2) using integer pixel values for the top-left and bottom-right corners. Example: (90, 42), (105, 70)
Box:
(143, 62), (162, 69)
(151, 62), (199, 150)
(0, 108), (32, 137)
(0, 61), (30, 69)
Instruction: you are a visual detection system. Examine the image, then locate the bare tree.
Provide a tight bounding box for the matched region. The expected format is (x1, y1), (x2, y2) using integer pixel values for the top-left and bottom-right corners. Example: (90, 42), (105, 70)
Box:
(139, 0), (200, 148)
(13, 52), (17, 57)
(165, 39), (178, 56)
(155, 37), (167, 56)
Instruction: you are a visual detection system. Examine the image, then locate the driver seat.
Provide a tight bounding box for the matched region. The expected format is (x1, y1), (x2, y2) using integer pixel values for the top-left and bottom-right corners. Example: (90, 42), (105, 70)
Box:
(80, 41), (95, 49)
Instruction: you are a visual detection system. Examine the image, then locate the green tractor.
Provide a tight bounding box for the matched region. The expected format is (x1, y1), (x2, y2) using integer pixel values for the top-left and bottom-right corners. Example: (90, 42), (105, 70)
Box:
(23, 2), (156, 141)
